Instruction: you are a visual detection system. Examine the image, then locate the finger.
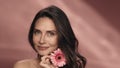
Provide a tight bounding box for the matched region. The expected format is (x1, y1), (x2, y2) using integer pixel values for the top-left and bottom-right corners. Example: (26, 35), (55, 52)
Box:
(40, 59), (57, 68)
(40, 55), (59, 68)
(40, 61), (49, 68)
(41, 55), (50, 62)
(46, 58), (50, 64)
(40, 56), (51, 68)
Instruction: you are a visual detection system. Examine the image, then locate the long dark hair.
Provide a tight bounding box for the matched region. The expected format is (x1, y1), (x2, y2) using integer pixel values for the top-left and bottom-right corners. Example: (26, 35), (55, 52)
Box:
(28, 5), (86, 68)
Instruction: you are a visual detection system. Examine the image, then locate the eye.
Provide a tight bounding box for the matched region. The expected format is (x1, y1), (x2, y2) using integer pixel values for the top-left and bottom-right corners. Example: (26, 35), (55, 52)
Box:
(33, 29), (41, 35)
(47, 31), (56, 37)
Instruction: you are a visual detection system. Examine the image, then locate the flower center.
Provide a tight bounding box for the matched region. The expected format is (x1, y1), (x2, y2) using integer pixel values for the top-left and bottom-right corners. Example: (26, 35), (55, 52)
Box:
(57, 56), (61, 60)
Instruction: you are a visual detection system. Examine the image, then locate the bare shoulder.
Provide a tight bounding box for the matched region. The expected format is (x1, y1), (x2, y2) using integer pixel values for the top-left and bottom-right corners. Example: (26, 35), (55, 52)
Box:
(13, 59), (35, 68)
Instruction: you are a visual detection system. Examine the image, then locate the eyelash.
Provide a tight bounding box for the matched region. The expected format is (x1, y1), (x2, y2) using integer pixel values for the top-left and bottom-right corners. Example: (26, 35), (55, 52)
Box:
(47, 32), (55, 36)
(33, 30), (41, 35)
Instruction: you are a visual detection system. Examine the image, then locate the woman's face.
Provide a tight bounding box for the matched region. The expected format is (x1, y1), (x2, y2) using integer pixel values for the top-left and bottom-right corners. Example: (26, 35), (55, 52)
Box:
(33, 17), (58, 56)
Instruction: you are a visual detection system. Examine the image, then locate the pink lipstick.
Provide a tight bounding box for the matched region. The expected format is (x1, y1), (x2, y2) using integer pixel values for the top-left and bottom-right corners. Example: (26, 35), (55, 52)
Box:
(37, 46), (49, 50)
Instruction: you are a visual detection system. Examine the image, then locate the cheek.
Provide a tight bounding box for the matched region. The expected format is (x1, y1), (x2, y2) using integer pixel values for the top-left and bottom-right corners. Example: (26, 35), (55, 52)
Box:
(47, 37), (58, 46)
(33, 36), (39, 43)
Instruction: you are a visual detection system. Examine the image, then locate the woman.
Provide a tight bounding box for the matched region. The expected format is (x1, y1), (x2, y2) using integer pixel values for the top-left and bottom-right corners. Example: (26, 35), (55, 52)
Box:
(14, 5), (86, 68)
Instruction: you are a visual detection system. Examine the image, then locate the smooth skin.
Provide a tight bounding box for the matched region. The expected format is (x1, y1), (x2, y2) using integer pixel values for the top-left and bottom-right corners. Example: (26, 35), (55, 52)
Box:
(14, 17), (58, 68)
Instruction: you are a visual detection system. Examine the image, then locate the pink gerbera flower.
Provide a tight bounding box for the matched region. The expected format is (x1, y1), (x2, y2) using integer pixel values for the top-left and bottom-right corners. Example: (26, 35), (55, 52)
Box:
(50, 48), (66, 67)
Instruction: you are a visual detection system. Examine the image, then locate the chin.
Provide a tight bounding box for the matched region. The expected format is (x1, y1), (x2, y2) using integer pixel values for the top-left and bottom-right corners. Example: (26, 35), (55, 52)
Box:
(38, 52), (50, 56)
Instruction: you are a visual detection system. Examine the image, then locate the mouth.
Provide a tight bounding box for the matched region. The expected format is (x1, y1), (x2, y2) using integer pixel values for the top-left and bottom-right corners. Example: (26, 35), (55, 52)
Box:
(37, 46), (49, 50)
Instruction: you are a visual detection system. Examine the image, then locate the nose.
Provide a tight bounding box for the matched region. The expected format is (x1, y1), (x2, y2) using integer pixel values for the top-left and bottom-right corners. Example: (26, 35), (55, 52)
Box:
(39, 34), (45, 44)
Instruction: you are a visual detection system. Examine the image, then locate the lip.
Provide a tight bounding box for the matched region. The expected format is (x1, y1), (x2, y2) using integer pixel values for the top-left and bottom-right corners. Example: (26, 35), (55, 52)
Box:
(37, 46), (49, 50)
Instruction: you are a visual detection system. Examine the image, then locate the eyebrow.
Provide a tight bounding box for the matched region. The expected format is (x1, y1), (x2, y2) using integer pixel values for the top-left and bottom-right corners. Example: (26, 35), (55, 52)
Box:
(47, 30), (57, 33)
(33, 28), (40, 31)
(34, 28), (57, 32)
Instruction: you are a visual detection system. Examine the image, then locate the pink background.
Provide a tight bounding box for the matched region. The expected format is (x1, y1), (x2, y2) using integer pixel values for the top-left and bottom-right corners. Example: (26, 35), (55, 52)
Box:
(0, 0), (120, 68)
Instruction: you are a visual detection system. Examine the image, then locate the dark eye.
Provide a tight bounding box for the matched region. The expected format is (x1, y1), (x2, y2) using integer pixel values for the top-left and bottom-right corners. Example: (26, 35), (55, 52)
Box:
(33, 29), (41, 35)
(47, 31), (55, 36)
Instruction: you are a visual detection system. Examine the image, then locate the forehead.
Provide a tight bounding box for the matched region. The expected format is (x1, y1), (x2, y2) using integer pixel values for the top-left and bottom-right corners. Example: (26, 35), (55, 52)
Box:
(34, 17), (56, 30)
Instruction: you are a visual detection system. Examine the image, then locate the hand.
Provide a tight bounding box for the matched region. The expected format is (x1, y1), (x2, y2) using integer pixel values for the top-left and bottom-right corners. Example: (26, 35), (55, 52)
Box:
(40, 55), (58, 68)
